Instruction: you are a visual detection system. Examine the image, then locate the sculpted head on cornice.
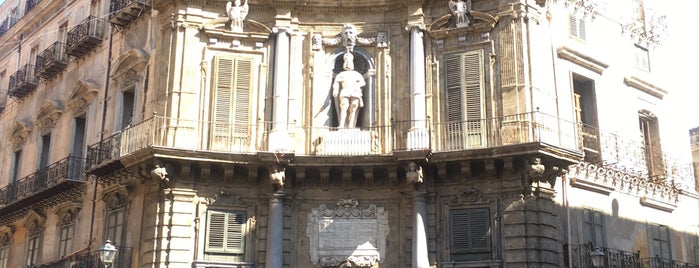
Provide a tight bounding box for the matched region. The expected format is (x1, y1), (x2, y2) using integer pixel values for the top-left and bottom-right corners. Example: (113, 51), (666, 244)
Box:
(341, 24), (358, 52)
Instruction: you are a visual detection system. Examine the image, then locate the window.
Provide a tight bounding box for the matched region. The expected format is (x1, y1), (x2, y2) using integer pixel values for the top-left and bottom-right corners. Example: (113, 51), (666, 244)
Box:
(650, 224), (671, 259)
(39, 133), (51, 169)
(205, 209), (247, 262)
(106, 207), (125, 247)
(633, 44), (650, 71)
(90, 0), (101, 17)
(573, 74), (600, 162)
(0, 233), (10, 268)
(449, 208), (491, 261)
(58, 22), (68, 43)
(70, 116), (87, 179)
(639, 110), (663, 179)
(443, 49), (485, 149)
(26, 231), (41, 267)
(57, 211), (76, 258)
(569, 13), (586, 40)
(29, 45), (38, 66)
(119, 89), (135, 130)
(210, 55), (253, 151)
(583, 208), (605, 247)
(10, 150), (22, 183)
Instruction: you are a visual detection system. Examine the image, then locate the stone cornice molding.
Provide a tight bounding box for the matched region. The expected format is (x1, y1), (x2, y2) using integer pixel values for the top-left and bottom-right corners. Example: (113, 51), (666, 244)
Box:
(101, 184), (130, 210)
(10, 119), (32, 149)
(22, 209), (46, 235)
(624, 76), (667, 99)
(66, 80), (99, 114)
(557, 46), (609, 74)
(34, 100), (64, 135)
(0, 226), (14, 244)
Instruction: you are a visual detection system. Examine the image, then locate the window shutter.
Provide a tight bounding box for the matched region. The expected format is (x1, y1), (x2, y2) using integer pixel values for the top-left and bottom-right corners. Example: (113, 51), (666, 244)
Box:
(445, 55), (463, 123)
(462, 51), (483, 124)
(213, 57), (235, 146)
(569, 14), (578, 38)
(233, 58), (252, 135)
(206, 210), (246, 254)
(212, 56), (253, 149)
(450, 208), (491, 253)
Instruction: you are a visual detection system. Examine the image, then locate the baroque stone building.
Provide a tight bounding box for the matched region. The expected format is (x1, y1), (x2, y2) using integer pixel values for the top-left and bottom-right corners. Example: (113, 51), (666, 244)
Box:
(0, 0), (697, 267)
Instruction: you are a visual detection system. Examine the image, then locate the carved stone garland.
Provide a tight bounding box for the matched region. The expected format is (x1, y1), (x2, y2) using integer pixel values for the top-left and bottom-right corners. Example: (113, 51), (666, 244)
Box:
(306, 198), (389, 267)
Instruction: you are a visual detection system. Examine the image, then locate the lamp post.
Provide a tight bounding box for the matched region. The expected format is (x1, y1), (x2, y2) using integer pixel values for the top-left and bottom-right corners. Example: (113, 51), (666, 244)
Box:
(590, 246), (605, 268)
(98, 239), (118, 268)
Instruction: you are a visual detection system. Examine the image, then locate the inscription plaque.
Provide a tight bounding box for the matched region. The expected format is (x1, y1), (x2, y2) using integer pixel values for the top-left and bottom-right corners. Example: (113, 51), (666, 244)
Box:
(307, 198), (389, 267)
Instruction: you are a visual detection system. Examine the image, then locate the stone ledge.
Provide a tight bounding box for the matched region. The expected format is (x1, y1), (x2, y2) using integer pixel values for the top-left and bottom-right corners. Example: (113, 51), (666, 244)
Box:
(557, 46), (609, 74)
(569, 177), (614, 195)
(640, 196), (676, 212)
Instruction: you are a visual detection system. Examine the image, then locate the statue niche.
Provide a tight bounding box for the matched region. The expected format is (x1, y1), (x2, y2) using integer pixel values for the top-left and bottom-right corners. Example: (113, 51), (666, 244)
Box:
(329, 50), (373, 128)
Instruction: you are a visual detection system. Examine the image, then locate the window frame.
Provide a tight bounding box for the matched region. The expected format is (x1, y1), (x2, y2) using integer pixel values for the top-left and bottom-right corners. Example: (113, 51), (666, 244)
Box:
(448, 207), (492, 261)
(26, 232), (40, 267)
(582, 208), (605, 247)
(204, 208), (249, 262)
(57, 220), (75, 258)
(568, 12), (587, 41)
(650, 224), (672, 259)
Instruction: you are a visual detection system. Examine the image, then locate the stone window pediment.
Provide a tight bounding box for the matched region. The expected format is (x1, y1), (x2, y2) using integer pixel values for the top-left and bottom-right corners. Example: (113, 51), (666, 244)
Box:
(34, 100), (64, 135)
(67, 80), (99, 114)
(624, 76), (667, 99)
(22, 209), (46, 235)
(557, 46), (609, 74)
(10, 119), (32, 149)
(110, 49), (150, 85)
(101, 184), (129, 210)
(54, 202), (82, 226)
(428, 11), (497, 40)
(199, 18), (272, 45)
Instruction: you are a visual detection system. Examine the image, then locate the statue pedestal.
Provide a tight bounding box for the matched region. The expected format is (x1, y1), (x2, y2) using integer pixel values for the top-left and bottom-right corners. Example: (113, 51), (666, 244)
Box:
(315, 129), (378, 155)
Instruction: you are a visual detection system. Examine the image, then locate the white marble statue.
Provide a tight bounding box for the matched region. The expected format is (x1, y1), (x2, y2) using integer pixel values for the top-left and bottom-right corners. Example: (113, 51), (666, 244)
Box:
(226, 0), (248, 32)
(449, 0), (472, 28)
(332, 52), (365, 128)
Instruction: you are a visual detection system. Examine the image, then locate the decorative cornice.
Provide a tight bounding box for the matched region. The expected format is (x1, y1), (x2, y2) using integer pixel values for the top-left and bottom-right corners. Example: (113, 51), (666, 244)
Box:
(428, 11), (498, 39)
(110, 49), (150, 84)
(640, 196), (676, 212)
(624, 76), (667, 99)
(557, 46), (608, 74)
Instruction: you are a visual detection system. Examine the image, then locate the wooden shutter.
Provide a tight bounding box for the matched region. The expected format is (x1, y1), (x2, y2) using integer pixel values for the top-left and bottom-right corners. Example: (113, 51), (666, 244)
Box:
(450, 208), (491, 253)
(211, 56), (253, 149)
(569, 13), (586, 40)
(206, 210), (246, 254)
(444, 55), (463, 123)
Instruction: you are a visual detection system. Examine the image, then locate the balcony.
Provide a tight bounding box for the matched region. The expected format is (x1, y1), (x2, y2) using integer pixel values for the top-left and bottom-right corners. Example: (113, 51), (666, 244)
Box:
(85, 112), (582, 176)
(0, 156), (87, 225)
(35, 42), (68, 81)
(642, 257), (699, 268)
(36, 246), (132, 268)
(8, 64), (38, 100)
(565, 243), (641, 268)
(109, 0), (151, 28)
(66, 16), (105, 59)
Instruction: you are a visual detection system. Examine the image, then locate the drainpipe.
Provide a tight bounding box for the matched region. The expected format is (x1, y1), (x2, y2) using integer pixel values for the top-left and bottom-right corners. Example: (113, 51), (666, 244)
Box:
(89, 23), (114, 251)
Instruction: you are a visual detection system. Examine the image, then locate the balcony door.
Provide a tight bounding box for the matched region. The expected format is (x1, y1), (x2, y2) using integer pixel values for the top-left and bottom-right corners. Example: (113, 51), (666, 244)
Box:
(210, 55), (255, 152)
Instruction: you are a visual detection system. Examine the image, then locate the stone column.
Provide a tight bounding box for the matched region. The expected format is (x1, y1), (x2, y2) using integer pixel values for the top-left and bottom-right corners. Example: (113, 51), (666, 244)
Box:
(269, 29), (291, 151)
(266, 192), (285, 268)
(407, 26), (429, 149)
(413, 191), (430, 268)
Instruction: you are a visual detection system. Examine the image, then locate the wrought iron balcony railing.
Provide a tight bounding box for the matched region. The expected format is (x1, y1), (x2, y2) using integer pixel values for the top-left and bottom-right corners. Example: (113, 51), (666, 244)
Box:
(35, 42), (68, 81)
(576, 123), (695, 191)
(109, 0), (151, 28)
(565, 243), (641, 268)
(85, 112), (581, 171)
(36, 246), (132, 268)
(642, 257), (699, 268)
(0, 156), (86, 207)
(8, 64), (38, 100)
(66, 16), (105, 59)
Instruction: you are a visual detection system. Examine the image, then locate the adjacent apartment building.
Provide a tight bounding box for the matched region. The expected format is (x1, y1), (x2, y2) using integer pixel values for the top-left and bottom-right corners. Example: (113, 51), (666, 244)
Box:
(0, 0), (696, 267)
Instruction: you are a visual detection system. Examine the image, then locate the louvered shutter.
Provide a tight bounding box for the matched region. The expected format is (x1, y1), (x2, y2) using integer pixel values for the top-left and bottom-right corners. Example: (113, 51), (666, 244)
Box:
(450, 208), (491, 254)
(206, 210), (246, 254)
(462, 51), (483, 135)
(211, 56), (253, 150)
(569, 13), (586, 40)
(444, 55), (463, 123)
(443, 50), (484, 149)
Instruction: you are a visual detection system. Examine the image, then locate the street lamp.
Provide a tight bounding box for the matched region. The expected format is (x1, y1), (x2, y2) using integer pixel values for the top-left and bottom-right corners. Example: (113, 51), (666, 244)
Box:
(98, 239), (118, 268)
(590, 246), (605, 268)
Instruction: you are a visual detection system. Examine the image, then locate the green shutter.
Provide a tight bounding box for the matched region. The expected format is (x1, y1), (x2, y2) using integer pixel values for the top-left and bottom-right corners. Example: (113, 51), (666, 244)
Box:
(445, 55), (463, 123)
(206, 210), (246, 254)
(211, 56), (253, 149)
(450, 208), (491, 254)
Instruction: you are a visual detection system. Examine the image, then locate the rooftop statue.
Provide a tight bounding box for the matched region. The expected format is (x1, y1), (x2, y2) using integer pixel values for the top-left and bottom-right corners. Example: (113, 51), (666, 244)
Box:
(449, 0), (473, 28)
(226, 0), (248, 32)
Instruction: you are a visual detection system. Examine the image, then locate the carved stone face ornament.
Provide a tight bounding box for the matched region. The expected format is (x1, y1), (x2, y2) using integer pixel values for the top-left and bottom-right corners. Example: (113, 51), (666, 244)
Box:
(341, 24), (358, 52)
